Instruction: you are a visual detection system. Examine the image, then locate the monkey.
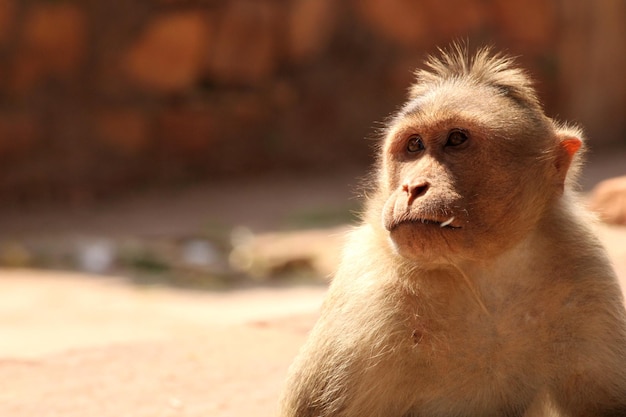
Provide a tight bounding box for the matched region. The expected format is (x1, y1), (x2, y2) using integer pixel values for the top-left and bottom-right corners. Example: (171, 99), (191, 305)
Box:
(278, 44), (626, 417)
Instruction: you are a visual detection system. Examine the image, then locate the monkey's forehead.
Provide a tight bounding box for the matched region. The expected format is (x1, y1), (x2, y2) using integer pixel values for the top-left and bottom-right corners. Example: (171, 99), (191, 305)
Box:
(390, 83), (513, 134)
(399, 82), (505, 119)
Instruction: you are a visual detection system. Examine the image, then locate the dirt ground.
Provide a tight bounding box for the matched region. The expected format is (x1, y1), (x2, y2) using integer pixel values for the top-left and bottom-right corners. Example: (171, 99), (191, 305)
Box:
(0, 170), (355, 417)
(0, 155), (625, 417)
(0, 270), (325, 417)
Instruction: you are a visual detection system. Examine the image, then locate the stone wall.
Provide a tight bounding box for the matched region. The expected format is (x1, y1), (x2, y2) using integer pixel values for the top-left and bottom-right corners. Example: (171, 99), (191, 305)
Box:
(0, 0), (624, 203)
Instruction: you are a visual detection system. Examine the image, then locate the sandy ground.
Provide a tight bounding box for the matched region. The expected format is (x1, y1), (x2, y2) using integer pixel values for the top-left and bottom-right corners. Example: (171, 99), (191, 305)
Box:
(1, 225), (625, 417)
(0, 172), (359, 417)
(0, 270), (326, 417)
(0, 157), (625, 417)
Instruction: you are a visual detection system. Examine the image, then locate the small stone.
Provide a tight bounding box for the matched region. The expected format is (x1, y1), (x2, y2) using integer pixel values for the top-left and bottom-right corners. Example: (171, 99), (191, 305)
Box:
(77, 239), (116, 274)
(181, 240), (219, 267)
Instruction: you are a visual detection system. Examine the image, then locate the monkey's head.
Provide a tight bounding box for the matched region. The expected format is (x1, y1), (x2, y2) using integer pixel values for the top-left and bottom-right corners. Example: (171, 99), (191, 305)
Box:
(375, 45), (583, 264)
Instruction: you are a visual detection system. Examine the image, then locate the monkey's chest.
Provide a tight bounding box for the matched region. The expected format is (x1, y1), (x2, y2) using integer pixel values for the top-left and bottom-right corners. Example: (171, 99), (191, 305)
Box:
(394, 299), (547, 406)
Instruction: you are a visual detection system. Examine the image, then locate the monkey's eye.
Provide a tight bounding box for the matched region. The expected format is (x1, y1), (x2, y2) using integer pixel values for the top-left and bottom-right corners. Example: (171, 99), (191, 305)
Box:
(445, 130), (469, 147)
(406, 135), (425, 153)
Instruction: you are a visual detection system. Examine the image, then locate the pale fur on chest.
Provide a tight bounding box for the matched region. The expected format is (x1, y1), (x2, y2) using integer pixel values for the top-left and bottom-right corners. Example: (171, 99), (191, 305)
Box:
(348, 275), (547, 413)
(327, 227), (593, 415)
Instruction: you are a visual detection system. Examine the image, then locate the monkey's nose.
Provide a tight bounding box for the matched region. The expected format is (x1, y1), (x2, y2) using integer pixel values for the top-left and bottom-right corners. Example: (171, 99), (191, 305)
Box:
(402, 182), (430, 205)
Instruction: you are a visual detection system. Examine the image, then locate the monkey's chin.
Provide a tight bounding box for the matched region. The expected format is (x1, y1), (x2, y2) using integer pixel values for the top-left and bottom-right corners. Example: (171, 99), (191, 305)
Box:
(387, 222), (461, 262)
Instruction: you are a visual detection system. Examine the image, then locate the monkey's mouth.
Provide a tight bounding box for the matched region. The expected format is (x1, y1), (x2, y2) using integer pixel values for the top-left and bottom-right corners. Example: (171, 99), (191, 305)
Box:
(388, 217), (462, 231)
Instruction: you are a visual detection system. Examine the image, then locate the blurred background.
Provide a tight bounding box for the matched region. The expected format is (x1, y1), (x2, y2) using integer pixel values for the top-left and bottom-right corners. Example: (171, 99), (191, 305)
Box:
(1, 1), (626, 416)
(0, 0), (623, 283)
(0, 0), (624, 200)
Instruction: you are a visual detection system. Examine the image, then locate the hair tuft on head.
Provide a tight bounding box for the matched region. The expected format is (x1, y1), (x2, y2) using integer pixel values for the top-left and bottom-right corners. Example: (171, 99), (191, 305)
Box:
(410, 42), (540, 109)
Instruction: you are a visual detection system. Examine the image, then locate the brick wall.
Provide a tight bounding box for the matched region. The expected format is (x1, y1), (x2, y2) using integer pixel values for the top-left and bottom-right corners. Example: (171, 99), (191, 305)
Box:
(0, 0), (624, 202)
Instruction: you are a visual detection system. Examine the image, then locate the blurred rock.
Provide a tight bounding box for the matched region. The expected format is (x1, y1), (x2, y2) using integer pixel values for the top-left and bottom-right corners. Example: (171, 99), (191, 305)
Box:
(180, 239), (219, 267)
(230, 226), (254, 248)
(95, 108), (150, 155)
(0, 113), (40, 158)
(558, 0), (626, 145)
(287, 0), (335, 62)
(0, 242), (31, 267)
(207, 0), (279, 84)
(124, 11), (209, 93)
(353, 0), (430, 47)
(12, 3), (86, 92)
(229, 226), (347, 280)
(589, 176), (626, 226)
(156, 105), (215, 154)
(425, 0), (488, 39)
(77, 239), (116, 274)
(493, 0), (556, 47)
(0, 0), (15, 47)
(0, 0), (622, 202)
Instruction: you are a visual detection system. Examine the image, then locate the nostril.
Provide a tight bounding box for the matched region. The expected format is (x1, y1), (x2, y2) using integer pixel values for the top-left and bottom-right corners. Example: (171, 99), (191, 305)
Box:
(413, 183), (429, 197)
(403, 182), (430, 205)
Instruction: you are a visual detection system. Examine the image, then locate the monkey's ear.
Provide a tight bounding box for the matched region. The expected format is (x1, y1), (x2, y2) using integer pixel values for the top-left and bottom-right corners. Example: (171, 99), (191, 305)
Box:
(554, 124), (584, 190)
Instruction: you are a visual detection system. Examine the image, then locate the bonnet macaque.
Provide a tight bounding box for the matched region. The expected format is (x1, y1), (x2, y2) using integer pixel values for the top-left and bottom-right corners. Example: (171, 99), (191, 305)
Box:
(279, 45), (626, 417)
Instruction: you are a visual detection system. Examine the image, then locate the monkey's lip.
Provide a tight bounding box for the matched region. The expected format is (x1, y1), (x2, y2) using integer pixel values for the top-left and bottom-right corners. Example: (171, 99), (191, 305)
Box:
(387, 218), (462, 231)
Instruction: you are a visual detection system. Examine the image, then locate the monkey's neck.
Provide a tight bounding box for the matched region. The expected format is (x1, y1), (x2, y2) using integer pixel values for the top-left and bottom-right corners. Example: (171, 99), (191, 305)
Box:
(377, 223), (548, 309)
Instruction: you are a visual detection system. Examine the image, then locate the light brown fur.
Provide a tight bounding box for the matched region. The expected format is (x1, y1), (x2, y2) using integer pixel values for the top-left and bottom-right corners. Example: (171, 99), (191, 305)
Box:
(279, 44), (626, 417)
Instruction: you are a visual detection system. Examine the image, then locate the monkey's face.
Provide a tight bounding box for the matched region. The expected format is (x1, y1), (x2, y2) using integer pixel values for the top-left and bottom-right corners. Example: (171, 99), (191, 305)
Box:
(380, 86), (556, 263)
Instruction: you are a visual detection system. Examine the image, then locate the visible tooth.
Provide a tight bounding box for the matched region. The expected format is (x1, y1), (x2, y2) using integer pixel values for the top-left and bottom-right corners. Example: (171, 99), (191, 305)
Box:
(440, 217), (455, 228)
